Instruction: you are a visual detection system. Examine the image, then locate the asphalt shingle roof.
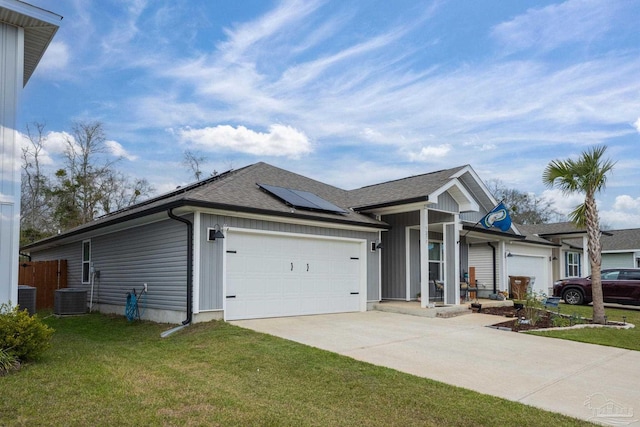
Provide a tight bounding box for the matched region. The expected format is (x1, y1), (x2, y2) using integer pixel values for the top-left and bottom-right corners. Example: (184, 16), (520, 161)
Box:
(521, 222), (586, 236)
(348, 165), (468, 209)
(601, 229), (640, 251)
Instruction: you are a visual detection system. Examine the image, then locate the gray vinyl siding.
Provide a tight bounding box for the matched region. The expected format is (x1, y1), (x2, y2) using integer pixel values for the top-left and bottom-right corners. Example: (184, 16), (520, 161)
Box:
(90, 218), (188, 311)
(602, 252), (635, 269)
(469, 244), (501, 296)
(31, 241), (83, 287)
(199, 214), (380, 310)
(30, 219), (188, 311)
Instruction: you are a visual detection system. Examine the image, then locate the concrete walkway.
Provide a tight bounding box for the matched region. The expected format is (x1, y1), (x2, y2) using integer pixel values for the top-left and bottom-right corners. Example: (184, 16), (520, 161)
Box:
(232, 311), (640, 426)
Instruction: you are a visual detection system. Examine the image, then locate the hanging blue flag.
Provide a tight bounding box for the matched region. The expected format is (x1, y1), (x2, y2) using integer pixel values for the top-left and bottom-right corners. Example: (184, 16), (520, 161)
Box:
(480, 202), (512, 232)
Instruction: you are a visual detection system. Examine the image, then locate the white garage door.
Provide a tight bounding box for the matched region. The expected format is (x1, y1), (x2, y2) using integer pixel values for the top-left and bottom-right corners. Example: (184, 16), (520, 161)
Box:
(507, 255), (547, 295)
(225, 230), (365, 320)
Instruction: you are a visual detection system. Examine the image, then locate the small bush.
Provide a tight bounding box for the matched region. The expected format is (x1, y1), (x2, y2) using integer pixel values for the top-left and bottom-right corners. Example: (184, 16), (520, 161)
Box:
(0, 347), (20, 376)
(0, 303), (54, 362)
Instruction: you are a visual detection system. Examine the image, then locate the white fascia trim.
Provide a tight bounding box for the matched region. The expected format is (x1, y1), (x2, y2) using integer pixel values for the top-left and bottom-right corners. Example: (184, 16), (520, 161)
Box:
(363, 201), (434, 216)
(192, 207), (387, 233)
(450, 165), (499, 206)
(603, 250), (640, 254)
(0, 0), (63, 25)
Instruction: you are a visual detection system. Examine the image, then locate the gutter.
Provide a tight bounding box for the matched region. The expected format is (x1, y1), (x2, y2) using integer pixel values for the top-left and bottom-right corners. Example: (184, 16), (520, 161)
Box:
(167, 208), (193, 326)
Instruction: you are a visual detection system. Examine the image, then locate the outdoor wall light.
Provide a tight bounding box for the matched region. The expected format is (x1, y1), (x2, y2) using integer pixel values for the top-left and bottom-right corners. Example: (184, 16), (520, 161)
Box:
(371, 240), (383, 251)
(208, 224), (225, 241)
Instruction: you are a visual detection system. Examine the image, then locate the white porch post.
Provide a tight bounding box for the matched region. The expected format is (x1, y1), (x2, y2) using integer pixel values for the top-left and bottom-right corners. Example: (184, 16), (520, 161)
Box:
(499, 240), (507, 292)
(420, 206), (429, 308)
(452, 214), (461, 305)
(582, 235), (589, 276)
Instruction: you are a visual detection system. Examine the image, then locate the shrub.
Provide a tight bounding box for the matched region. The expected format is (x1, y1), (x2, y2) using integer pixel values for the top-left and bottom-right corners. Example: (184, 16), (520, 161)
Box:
(0, 303), (54, 362)
(0, 347), (20, 376)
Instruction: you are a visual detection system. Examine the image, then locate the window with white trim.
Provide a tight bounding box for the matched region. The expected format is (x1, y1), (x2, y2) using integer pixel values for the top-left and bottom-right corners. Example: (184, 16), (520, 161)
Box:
(565, 251), (581, 277)
(82, 240), (91, 284)
(428, 241), (443, 281)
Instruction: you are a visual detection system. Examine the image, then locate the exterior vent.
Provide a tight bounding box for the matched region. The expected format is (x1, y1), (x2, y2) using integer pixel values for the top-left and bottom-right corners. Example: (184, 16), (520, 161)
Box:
(54, 288), (88, 315)
(17, 285), (37, 316)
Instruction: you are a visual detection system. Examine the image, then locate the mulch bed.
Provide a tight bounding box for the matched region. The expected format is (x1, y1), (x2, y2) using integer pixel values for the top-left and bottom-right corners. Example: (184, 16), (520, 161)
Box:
(476, 306), (555, 332)
(475, 305), (629, 332)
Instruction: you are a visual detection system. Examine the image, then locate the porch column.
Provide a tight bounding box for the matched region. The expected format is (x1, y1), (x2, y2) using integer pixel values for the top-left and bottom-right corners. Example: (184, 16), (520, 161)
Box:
(499, 240), (507, 292)
(582, 235), (589, 277)
(420, 206), (429, 308)
(443, 221), (460, 305)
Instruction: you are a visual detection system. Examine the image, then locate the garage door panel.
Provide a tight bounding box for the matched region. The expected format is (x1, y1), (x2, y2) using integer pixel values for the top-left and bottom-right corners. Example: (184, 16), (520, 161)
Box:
(507, 255), (547, 295)
(225, 231), (364, 320)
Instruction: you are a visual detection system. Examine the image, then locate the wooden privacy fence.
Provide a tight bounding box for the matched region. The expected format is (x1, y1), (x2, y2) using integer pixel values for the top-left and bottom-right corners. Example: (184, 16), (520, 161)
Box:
(18, 260), (68, 310)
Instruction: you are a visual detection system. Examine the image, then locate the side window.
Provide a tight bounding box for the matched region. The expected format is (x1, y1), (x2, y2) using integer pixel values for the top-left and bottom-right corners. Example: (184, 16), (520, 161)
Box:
(82, 240), (91, 284)
(621, 271), (640, 281)
(601, 270), (620, 280)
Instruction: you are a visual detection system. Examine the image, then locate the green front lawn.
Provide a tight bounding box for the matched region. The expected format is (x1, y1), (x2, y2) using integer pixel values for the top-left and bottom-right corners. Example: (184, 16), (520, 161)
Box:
(1, 313), (592, 426)
(529, 303), (640, 350)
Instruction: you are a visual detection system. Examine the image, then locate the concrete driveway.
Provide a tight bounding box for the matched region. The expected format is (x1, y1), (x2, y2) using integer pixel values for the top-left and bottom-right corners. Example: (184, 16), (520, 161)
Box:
(232, 311), (640, 426)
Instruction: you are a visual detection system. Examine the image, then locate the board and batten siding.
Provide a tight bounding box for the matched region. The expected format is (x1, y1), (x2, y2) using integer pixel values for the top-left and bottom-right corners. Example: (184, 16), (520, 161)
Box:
(430, 191), (459, 213)
(199, 214), (380, 311)
(381, 211), (418, 299)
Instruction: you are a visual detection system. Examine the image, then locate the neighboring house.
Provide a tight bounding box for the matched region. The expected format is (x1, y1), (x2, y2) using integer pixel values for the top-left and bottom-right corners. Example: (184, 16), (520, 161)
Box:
(515, 222), (589, 292)
(516, 223), (640, 283)
(601, 229), (640, 269)
(0, 0), (60, 306)
(23, 162), (558, 323)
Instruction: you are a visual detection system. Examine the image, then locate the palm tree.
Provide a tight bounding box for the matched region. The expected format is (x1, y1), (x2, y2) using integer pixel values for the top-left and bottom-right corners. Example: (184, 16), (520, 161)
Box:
(542, 145), (615, 324)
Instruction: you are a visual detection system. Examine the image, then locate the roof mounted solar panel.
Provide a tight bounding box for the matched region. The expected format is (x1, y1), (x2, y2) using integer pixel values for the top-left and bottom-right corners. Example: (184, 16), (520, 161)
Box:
(258, 183), (347, 214)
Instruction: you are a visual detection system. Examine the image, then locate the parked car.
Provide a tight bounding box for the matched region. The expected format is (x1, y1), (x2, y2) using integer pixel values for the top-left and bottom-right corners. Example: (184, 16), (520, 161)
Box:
(553, 268), (640, 305)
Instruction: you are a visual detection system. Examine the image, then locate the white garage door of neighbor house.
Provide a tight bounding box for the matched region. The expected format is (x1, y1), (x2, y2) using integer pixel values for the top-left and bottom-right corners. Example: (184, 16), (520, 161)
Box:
(507, 255), (547, 295)
(225, 231), (365, 320)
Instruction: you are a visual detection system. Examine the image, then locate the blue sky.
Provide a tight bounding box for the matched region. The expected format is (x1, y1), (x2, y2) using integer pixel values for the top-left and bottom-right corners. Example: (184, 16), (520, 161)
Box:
(21, 0), (640, 228)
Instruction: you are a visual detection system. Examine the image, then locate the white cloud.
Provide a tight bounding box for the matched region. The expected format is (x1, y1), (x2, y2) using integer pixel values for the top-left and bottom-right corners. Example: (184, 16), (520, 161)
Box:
(105, 140), (138, 161)
(44, 131), (73, 155)
(541, 188), (585, 216)
(407, 144), (451, 161)
(38, 41), (70, 73)
(612, 195), (640, 211)
(633, 117), (640, 133)
(177, 124), (312, 158)
(491, 0), (615, 53)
